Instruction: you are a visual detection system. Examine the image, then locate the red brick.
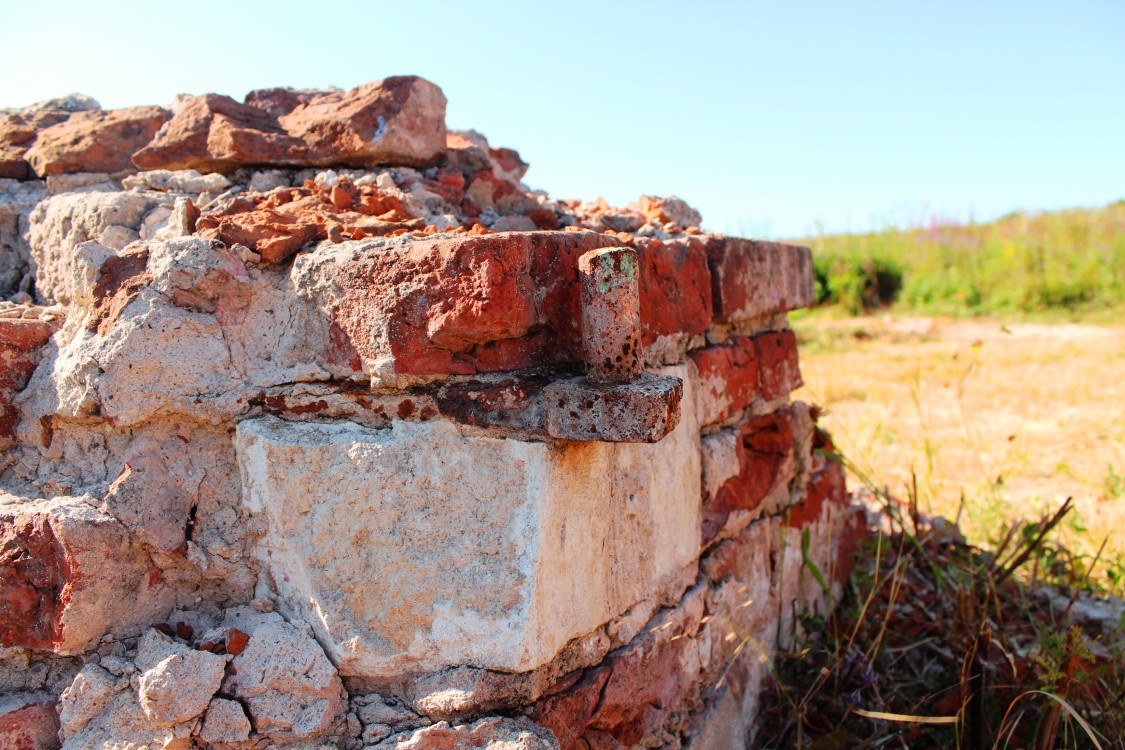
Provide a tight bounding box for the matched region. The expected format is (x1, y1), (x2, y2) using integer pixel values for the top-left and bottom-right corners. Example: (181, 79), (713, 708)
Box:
(635, 236), (712, 349)
(704, 237), (814, 323)
(0, 699), (60, 750)
(703, 410), (794, 543)
(133, 92), (306, 173)
(279, 76), (446, 168)
(1, 109), (72, 181)
(700, 536), (740, 583)
(0, 319), (58, 447)
(755, 330), (801, 400)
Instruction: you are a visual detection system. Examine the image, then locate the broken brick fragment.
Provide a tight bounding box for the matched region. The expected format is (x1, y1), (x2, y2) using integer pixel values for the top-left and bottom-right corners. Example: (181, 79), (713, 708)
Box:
(24, 106), (168, 177)
(0, 317), (59, 447)
(0, 514), (69, 650)
(226, 628), (250, 656)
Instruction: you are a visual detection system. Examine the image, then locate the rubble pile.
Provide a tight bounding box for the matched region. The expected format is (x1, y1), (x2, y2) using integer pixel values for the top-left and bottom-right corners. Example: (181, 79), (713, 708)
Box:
(0, 76), (859, 749)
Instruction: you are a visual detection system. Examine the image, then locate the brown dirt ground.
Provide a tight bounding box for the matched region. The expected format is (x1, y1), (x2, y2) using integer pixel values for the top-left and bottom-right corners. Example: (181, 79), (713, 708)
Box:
(793, 315), (1125, 565)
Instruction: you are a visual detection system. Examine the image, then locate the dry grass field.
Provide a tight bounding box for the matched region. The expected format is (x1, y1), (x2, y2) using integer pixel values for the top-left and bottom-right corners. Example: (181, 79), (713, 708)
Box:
(793, 313), (1125, 586)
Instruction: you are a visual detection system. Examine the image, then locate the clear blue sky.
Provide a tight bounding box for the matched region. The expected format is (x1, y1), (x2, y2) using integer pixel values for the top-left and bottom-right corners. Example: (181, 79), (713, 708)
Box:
(2, 1), (1122, 238)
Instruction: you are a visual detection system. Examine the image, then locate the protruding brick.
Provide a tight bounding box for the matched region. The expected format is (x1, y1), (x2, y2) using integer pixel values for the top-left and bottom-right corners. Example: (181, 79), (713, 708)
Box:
(233, 363), (700, 679)
(705, 237), (814, 323)
(578, 246), (643, 383)
(544, 371), (681, 443)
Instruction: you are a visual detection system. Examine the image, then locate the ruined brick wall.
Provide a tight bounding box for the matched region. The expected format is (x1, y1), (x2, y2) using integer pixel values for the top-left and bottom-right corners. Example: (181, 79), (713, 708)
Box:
(0, 77), (859, 750)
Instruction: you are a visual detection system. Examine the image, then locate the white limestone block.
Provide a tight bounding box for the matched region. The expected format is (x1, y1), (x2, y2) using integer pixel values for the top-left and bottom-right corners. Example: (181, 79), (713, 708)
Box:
(234, 365), (701, 679)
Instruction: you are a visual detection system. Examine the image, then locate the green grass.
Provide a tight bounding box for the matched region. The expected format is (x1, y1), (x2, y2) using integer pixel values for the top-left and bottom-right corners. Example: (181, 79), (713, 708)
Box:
(799, 201), (1125, 319)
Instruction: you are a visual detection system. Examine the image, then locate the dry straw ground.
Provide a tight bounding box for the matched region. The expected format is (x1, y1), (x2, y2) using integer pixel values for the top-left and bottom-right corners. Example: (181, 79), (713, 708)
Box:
(794, 315), (1125, 579)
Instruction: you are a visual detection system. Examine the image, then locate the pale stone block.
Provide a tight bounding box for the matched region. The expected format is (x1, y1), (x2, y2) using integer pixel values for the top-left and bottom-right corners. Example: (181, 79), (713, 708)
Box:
(234, 365), (701, 679)
(700, 428), (739, 501)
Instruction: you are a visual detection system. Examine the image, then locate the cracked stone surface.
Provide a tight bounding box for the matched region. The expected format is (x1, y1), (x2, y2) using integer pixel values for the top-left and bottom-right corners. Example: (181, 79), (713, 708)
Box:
(0, 74), (848, 750)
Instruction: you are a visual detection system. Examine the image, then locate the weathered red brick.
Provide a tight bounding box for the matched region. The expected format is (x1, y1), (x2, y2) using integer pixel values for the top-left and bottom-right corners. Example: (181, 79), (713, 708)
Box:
(326, 230), (623, 377)
(787, 429), (842, 526)
(635, 237), (712, 349)
(86, 246), (151, 336)
(532, 598), (706, 749)
(578, 246), (644, 384)
(704, 236), (814, 323)
(689, 336), (760, 426)
(0, 319), (58, 447)
(637, 195), (701, 229)
(0, 514), (70, 650)
(0, 109), (73, 180)
(243, 86), (322, 118)
(279, 76), (446, 168)
(586, 627), (700, 745)
(755, 329), (801, 400)
(193, 179), (428, 264)
(700, 535), (741, 583)
(0, 698), (60, 750)
(0, 146), (31, 180)
(690, 330), (801, 426)
(703, 410), (794, 543)
(534, 667), (610, 750)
